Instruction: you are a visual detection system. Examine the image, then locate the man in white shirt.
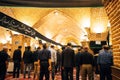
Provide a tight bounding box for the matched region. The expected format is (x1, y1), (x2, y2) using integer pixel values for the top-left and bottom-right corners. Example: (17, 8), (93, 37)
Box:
(49, 45), (57, 80)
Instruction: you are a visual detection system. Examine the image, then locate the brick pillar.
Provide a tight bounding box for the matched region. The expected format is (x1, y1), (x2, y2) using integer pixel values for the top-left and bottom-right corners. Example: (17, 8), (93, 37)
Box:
(103, 0), (120, 80)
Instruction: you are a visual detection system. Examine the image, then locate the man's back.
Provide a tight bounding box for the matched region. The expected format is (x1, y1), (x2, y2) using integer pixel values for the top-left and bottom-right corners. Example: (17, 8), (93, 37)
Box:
(0, 50), (8, 65)
(80, 51), (94, 65)
(13, 49), (21, 62)
(23, 50), (33, 63)
(62, 47), (75, 67)
(38, 49), (51, 61)
(97, 50), (113, 65)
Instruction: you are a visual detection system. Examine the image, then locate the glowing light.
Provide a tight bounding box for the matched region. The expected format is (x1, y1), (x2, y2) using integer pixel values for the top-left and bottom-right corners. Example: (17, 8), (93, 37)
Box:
(82, 18), (90, 28)
(1, 40), (7, 44)
(57, 45), (61, 49)
(45, 32), (52, 39)
(35, 37), (39, 40)
(108, 21), (111, 27)
(92, 23), (105, 33)
(93, 26), (104, 33)
(54, 10), (59, 15)
(24, 43), (27, 47)
(6, 36), (11, 41)
(42, 40), (46, 43)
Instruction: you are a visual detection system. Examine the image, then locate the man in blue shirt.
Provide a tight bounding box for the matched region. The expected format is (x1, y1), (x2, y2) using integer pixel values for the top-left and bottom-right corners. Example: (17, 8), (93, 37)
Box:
(97, 45), (113, 80)
(38, 43), (51, 80)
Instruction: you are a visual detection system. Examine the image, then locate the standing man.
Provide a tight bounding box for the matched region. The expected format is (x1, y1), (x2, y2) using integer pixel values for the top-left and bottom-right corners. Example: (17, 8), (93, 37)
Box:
(55, 49), (61, 73)
(13, 46), (22, 78)
(97, 45), (113, 80)
(0, 46), (9, 80)
(23, 46), (33, 78)
(49, 45), (57, 80)
(33, 47), (41, 79)
(38, 43), (51, 80)
(61, 46), (66, 80)
(80, 46), (94, 80)
(75, 47), (82, 80)
(62, 42), (75, 80)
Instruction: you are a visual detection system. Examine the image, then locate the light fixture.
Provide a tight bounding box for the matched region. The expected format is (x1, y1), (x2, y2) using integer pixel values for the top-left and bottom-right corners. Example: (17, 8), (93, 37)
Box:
(108, 21), (111, 27)
(35, 37), (39, 40)
(1, 40), (7, 44)
(54, 10), (59, 15)
(82, 18), (90, 28)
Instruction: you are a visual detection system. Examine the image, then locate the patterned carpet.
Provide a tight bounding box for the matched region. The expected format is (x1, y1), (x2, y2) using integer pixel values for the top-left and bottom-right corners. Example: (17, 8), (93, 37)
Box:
(5, 69), (100, 80)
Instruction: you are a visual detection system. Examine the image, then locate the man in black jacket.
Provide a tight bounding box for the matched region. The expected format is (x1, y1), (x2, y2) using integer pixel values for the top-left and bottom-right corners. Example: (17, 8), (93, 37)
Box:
(0, 46), (9, 80)
(75, 47), (82, 80)
(23, 46), (33, 78)
(13, 46), (22, 78)
(62, 42), (75, 80)
(80, 46), (94, 80)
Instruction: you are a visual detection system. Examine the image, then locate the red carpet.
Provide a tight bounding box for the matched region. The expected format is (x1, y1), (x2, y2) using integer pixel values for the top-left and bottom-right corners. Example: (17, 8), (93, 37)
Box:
(5, 69), (100, 80)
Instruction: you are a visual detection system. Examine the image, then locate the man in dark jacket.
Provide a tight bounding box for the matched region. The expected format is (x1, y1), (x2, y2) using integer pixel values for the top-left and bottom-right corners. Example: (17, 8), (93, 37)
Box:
(80, 46), (94, 80)
(13, 46), (22, 78)
(0, 46), (9, 80)
(62, 42), (75, 80)
(38, 43), (51, 80)
(75, 47), (82, 80)
(23, 46), (33, 78)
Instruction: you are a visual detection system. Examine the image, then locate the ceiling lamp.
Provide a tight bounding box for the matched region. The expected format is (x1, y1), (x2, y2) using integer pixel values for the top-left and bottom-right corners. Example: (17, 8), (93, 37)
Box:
(54, 10), (59, 15)
(108, 21), (111, 27)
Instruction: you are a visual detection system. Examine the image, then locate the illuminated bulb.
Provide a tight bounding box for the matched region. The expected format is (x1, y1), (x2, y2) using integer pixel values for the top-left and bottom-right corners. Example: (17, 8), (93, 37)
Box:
(54, 11), (59, 15)
(1, 40), (7, 44)
(35, 37), (39, 40)
(93, 27), (103, 33)
(108, 22), (111, 27)
(42, 40), (46, 43)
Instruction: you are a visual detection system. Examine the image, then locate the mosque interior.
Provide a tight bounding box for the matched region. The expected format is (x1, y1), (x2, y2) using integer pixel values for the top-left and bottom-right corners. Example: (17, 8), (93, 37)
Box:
(0, 0), (120, 80)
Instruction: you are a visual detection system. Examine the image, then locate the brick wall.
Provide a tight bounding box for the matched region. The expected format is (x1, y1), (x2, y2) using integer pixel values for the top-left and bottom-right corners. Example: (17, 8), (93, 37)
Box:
(103, 0), (120, 67)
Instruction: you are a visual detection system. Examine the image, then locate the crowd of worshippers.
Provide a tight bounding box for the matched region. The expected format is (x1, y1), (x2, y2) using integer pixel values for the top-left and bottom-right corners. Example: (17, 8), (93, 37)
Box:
(0, 42), (113, 80)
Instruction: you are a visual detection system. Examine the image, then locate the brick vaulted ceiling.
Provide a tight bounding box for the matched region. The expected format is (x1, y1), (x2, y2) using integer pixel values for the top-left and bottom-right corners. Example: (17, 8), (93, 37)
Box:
(0, 7), (108, 45)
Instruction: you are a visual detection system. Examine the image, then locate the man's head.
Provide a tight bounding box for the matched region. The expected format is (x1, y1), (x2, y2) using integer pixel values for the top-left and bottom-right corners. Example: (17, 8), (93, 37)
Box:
(67, 42), (72, 47)
(37, 47), (41, 50)
(27, 46), (31, 50)
(103, 45), (109, 50)
(78, 46), (83, 52)
(43, 43), (47, 49)
(83, 46), (89, 52)
(18, 46), (22, 49)
(51, 45), (55, 48)
(3, 46), (8, 52)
